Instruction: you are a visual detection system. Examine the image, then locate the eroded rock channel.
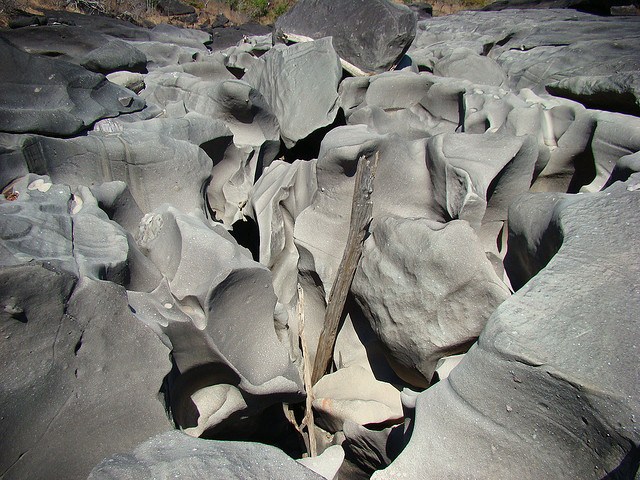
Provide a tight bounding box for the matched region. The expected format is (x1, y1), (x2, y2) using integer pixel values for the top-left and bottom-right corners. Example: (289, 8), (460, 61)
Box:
(0, 1), (639, 479)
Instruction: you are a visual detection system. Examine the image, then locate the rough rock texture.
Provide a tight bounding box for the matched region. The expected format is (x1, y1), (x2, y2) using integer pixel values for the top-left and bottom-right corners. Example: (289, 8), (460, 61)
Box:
(7, 130), (212, 218)
(275, 0), (417, 73)
(409, 10), (640, 113)
(89, 430), (324, 479)
(374, 177), (640, 479)
(353, 217), (510, 387)
(0, 37), (144, 135)
(0, 176), (171, 480)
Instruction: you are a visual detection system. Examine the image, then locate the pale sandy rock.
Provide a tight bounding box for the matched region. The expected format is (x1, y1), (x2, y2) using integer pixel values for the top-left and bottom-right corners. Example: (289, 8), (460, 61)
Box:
(297, 444), (345, 480)
(312, 365), (403, 433)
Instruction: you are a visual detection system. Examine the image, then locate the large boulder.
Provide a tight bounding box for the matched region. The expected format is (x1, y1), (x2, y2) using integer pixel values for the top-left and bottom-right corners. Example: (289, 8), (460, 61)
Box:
(353, 216), (510, 387)
(275, 0), (417, 74)
(373, 176), (640, 479)
(80, 39), (148, 74)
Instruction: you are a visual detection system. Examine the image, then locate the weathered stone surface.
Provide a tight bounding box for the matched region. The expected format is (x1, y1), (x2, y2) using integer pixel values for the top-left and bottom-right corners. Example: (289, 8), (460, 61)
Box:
(244, 38), (342, 148)
(11, 131), (211, 218)
(298, 444), (345, 480)
(0, 183), (172, 478)
(142, 74), (280, 149)
(0, 175), (128, 282)
(127, 206), (303, 434)
(409, 9), (640, 112)
(373, 176), (640, 479)
(353, 216), (510, 387)
(89, 430), (324, 480)
(275, 0), (417, 74)
(312, 365), (403, 433)
(80, 39), (147, 74)
(482, 0), (636, 15)
(546, 72), (640, 116)
(0, 37), (144, 135)
(294, 125), (439, 296)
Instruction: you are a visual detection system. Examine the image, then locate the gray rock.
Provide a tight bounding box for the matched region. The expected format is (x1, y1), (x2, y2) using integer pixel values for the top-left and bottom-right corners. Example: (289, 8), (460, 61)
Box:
(88, 430), (324, 480)
(11, 130), (212, 218)
(0, 175), (128, 282)
(0, 190), (172, 479)
(546, 72), (640, 116)
(127, 206), (303, 434)
(80, 39), (147, 74)
(141, 74), (280, 149)
(409, 9), (640, 112)
(482, 0), (635, 15)
(275, 0), (417, 74)
(426, 132), (538, 229)
(0, 133), (30, 189)
(0, 38), (144, 135)
(245, 159), (317, 349)
(373, 177), (640, 479)
(297, 444), (344, 480)
(353, 216), (510, 387)
(432, 47), (507, 87)
(243, 38), (342, 148)
(294, 125), (440, 296)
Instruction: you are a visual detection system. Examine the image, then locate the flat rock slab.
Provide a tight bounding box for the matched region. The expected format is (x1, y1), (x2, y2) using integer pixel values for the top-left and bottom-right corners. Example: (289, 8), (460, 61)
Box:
(275, 0), (417, 74)
(0, 38), (144, 135)
(409, 9), (640, 113)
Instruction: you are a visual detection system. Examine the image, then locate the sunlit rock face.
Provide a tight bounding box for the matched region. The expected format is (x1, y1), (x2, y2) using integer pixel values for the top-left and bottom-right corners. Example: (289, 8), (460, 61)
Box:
(1, 3), (639, 479)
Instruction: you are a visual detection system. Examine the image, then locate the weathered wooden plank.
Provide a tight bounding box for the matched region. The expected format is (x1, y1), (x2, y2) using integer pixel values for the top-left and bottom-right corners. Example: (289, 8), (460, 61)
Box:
(311, 151), (379, 385)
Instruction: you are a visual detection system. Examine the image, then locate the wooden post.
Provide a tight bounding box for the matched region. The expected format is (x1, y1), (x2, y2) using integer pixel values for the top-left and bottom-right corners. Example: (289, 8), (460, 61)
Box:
(311, 152), (379, 385)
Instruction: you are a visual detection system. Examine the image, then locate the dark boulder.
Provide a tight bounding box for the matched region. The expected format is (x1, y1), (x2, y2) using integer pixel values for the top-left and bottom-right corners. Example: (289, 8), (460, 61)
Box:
(156, 0), (196, 16)
(275, 0), (417, 73)
(0, 37), (144, 136)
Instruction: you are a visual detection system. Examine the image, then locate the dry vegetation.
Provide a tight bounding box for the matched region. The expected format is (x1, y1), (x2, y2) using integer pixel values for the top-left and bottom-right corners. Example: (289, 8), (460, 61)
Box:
(0, 0), (493, 29)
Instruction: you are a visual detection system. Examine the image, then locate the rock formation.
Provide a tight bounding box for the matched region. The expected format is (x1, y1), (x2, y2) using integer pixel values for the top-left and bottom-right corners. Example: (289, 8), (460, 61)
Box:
(0, 1), (639, 479)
